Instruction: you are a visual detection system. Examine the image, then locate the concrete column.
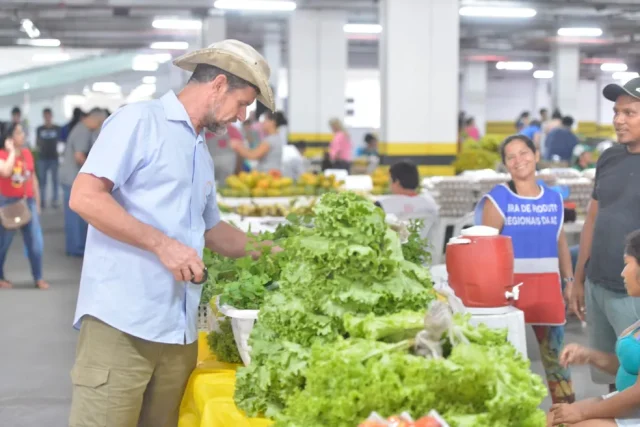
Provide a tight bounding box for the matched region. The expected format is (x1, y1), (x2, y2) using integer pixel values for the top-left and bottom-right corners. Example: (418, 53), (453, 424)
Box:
(380, 0), (460, 176)
(461, 61), (488, 136)
(551, 45), (580, 119)
(263, 27), (282, 110)
(201, 16), (226, 48)
(288, 10), (347, 150)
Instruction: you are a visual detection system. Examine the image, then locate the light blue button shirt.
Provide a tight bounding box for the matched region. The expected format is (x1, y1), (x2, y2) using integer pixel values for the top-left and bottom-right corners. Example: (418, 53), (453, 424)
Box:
(73, 91), (220, 345)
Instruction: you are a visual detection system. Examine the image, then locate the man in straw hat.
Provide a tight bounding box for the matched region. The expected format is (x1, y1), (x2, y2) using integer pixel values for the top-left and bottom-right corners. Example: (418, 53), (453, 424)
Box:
(67, 40), (276, 427)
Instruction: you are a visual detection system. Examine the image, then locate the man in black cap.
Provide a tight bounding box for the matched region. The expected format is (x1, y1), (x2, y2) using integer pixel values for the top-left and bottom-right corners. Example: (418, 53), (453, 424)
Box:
(571, 77), (640, 388)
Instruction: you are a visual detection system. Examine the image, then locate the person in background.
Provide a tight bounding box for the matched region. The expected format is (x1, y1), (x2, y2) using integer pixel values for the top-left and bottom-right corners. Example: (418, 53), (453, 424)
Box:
(572, 77), (640, 393)
(540, 109), (563, 158)
(60, 108), (85, 143)
(540, 108), (549, 124)
(11, 107), (29, 141)
(282, 141), (308, 180)
(328, 118), (352, 171)
(520, 119), (543, 149)
(231, 110), (283, 173)
(476, 135), (575, 404)
(60, 108), (107, 257)
(572, 144), (596, 171)
(464, 117), (481, 141)
(68, 39), (277, 426)
(545, 116), (579, 163)
(357, 133), (379, 157)
(207, 123), (245, 182)
(0, 123), (48, 290)
(242, 119), (260, 149)
(377, 161), (439, 217)
(275, 111), (288, 147)
(36, 108), (62, 209)
(516, 111), (530, 131)
(550, 229), (640, 426)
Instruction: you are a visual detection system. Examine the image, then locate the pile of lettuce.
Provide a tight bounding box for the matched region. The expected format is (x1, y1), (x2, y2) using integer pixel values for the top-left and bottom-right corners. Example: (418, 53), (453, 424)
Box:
(274, 310), (547, 427)
(235, 192), (436, 417)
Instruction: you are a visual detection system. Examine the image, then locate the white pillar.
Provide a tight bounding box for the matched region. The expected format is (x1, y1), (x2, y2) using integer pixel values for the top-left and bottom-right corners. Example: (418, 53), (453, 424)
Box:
(288, 10), (347, 145)
(380, 0), (460, 175)
(201, 16), (226, 48)
(263, 26), (282, 110)
(461, 61), (488, 135)
(551, 45), (580, 118)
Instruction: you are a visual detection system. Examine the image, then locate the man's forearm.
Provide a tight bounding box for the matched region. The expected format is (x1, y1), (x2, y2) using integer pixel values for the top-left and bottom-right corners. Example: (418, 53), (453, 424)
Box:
(70, 181), (166, 253)
(205, 221), (251, 258)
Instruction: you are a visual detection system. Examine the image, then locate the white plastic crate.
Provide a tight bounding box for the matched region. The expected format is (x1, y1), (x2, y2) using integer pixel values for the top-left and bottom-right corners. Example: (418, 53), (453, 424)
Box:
(215, 297), (260, 366)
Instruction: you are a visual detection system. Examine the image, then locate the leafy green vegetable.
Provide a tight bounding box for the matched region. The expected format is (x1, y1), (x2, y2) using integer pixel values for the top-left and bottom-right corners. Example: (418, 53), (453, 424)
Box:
(344, 311), (425, 342)
(234, 192), (436, 417)
(274, 338), (547, 427)
(207, 318), (243, 364)
(402, 220), (432, 266)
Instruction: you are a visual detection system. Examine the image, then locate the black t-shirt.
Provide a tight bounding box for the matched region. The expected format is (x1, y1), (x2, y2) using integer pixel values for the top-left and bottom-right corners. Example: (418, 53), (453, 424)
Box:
(588, 144), (640, 292)
(36, 125), (61, 159)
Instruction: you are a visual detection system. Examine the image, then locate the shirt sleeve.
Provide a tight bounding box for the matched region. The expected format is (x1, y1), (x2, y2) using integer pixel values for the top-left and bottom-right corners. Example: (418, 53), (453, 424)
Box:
(204, 183), (221, 230)
(79, 106), (149, 191)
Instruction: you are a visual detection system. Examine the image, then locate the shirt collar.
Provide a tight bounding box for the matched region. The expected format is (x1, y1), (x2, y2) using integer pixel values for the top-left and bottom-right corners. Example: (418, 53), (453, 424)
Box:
(161, 90), (205, 142)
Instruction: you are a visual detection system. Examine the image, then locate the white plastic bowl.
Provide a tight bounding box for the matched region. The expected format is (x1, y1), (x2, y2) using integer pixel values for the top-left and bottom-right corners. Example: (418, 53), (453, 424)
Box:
(215, 296), (260, 366)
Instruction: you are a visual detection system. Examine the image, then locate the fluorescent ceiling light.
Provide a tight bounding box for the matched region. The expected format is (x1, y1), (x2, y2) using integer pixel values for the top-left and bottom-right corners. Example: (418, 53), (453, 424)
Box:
(32, 53), (70, 62)
(496, 61), (533, 71)
(132, 55), (160, 71)
(17, 38), (60, 47)
(601, 62), (627, 72)
(612, 71), (639, 82)
(143, 76), (157, 84)
(214, 0), (296, 11)
(92, 82), (121, 94)
(152, 19), (202, 30)
(152, 53), (173, 63)
(459, 6), (536, 18)
(533, 70), (554, 79)
(23, 83), (30, 90)
(344, 24), (382, 34)
(150, 41), (188, 50)
(558, 27), (602, 37)
(20, 19), (40, 38)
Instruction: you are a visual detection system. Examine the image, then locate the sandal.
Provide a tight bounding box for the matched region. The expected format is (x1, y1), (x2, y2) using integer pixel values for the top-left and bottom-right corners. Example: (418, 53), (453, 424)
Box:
(35, 280), (50, 290)
(0, 280), (13, 289)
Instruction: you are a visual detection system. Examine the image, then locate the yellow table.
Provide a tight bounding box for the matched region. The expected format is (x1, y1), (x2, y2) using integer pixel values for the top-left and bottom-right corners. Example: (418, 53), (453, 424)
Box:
(179, 332), (273, 427)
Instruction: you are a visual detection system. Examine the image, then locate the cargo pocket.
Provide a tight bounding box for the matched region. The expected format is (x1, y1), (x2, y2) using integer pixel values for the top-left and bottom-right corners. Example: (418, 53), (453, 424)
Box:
(69, 366), (109, 427)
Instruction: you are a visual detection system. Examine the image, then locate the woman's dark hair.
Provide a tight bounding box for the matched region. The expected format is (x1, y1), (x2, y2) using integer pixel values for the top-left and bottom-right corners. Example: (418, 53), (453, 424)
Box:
(0, 123), (21, 150)
(67, 107), (86, 134)
(500, 134), (537, 163)
(274, 111), (288, 127)
(390, 161), (419, 190)
(552, 108), (563, 120)
(465, 117), (475, 126)
(261, 111), (280, 127)
(625, 230), (640, 265)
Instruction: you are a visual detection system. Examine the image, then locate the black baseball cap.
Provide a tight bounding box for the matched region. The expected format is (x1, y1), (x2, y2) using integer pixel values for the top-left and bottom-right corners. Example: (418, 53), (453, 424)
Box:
(603, 77), (640, 102)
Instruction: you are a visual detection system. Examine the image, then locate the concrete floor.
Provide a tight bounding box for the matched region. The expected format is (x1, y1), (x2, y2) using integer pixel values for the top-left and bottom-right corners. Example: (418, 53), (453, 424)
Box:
(0, 210), (608, 426)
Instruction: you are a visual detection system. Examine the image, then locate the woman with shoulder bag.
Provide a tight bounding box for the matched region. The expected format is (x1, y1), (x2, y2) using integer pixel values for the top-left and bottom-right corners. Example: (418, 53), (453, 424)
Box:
(0, 123), (48, 290)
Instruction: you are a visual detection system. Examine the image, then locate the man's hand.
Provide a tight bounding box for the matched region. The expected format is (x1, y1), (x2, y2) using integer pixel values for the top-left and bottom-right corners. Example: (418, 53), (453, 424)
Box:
(154, 236), (205, 283)
(560, 343), (592, 368)
(569, 280), (586, 321)
(549, 403), (586, 426)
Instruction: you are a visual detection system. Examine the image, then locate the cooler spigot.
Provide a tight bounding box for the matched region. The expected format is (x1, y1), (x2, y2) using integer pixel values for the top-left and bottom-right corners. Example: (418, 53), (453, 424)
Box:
(505, 282), (524, 301)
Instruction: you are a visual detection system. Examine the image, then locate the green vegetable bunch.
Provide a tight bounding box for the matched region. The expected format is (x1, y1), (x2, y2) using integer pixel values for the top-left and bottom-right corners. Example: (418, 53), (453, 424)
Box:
(207, 318), (243, 364)
(235, 192), (436, 417)
(401, 220), (432, 266)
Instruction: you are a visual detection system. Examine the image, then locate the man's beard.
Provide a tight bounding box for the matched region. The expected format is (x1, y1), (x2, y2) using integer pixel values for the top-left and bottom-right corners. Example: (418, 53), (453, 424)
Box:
(206, 122), (228, 136)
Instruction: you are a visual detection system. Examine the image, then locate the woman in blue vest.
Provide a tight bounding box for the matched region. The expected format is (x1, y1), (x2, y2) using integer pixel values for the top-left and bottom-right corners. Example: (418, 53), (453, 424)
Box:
(549, 230), (640, 426)
(475, 134), (575, 404)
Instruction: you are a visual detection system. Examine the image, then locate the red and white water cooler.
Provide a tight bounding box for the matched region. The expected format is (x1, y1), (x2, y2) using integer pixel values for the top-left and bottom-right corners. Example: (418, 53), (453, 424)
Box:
(446, 226), (523, 314)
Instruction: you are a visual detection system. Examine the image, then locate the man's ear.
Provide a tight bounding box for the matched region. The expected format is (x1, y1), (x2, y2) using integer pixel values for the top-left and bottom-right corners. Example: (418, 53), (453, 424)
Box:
(211, 74), (228, 95)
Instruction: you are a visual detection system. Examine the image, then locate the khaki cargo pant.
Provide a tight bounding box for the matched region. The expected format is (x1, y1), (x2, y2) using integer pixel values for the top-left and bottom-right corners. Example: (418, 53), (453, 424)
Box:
(69, 316), (197, 427)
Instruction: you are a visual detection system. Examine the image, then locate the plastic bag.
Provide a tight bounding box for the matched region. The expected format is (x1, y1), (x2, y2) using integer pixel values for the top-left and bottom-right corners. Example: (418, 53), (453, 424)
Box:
(359, 410), (449, 427)
(414, 301), (468, 359)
